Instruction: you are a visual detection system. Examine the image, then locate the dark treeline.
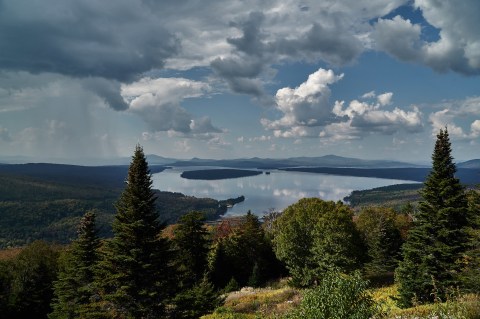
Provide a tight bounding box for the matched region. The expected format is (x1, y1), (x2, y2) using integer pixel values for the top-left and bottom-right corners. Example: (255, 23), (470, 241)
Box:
(180, 169), (263, 180)
(0, 164), (166, 189)
(0, 129), (479, 318)
(345, 183), (423, 209)
(282, 166), (480, 185)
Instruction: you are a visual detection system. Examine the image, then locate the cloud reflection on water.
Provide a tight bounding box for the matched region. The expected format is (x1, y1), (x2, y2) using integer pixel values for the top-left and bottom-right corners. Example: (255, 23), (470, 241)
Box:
(152, 168), (413, 216)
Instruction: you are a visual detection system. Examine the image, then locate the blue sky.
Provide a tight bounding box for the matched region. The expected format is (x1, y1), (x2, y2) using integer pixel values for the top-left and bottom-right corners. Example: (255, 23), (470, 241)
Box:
(0, 0), (479, 163)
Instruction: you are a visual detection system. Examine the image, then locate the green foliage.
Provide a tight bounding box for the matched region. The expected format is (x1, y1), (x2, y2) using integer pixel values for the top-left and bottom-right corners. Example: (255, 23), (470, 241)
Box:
(457, 188), (480, 293)
(285, 271), (376, 319)
(247, 262), (261, 288)
(155, 191), (233, 224)
(0, 173), (235, 248)
(396, 129), (470, 307)
(0, 259), (12, 315)
(8, 241), (60, 319)
(49, 211), (101, 319)
(173, 211), (210, 287)
(223, 278), (240, 293)
(208, 212), (282, 289)
(173, 277), (224, 319)
(181, 169), (262, 180)
(356, 207), (404, 277)
(386, 293), (480, 319)
(345, 183), (422, 210)
(272, 198), (364, 287)
(96, 145), (174, 318)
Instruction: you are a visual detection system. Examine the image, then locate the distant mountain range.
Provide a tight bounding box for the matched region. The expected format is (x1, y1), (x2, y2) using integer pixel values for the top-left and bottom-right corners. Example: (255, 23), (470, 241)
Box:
(1, 154), (479, 169)
(457, 159), (480, 169)
(169, 155), (425, 169)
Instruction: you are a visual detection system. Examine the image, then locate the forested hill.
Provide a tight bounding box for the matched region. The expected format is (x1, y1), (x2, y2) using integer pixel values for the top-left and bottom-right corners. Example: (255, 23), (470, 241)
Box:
(457, 159), (480, 169)
(0, 163), (166, 189)
(0, 164), (236, 248)
(282, 167), (480, 185)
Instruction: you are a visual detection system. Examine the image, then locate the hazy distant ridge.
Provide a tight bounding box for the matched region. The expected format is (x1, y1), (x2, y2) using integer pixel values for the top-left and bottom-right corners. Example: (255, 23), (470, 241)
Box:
(0, 154), (477, 169)
(457, 159), (480, 169)
(170, 154), (423, 169)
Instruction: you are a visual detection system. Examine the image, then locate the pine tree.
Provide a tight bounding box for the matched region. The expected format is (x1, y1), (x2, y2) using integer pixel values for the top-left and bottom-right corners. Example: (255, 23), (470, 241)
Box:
(396, 128), (469, 306)
(173, 211), (210, 287)
(207, 212), (282, 288)
(97, 145), (173, 318)
(9, 241), (59, 319)
(171, 276), (222, 319)
(49, 211), (100, 319)
(356, 207), (403, 277)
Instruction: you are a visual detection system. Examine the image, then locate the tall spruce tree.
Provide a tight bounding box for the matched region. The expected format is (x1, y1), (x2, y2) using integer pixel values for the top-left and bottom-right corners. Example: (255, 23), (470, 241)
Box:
(49, 211), (100, 319)
(173, 211), (210, 287)
(97, 145), (173, 318)
(396, 128), (469, 307)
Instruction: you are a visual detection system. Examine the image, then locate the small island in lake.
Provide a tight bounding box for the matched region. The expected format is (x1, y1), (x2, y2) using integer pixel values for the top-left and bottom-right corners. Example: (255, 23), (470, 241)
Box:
(180, 169), (263, 180)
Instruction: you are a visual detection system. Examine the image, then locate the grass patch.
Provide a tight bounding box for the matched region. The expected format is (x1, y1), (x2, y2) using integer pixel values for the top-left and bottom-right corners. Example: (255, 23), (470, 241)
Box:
(203, 282), (480, 319)
(370, 285), (480, 319)
(202, 285), (300, 318)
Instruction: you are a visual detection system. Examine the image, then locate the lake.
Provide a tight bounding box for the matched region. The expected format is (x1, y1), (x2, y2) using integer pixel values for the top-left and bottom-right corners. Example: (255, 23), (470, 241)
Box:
(152, 167), (414, 217)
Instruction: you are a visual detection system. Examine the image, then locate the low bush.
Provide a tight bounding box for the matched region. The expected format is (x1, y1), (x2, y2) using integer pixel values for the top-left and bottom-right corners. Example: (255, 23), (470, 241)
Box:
(284, 271), (377, 319)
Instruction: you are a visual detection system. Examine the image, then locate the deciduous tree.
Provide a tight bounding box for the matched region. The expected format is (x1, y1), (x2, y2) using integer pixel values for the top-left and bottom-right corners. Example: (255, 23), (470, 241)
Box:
(272, 198), (364, 287)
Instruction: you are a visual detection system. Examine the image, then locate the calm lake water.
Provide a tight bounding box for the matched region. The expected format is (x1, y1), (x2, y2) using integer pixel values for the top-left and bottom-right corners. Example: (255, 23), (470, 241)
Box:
(152, 167), (414, 217)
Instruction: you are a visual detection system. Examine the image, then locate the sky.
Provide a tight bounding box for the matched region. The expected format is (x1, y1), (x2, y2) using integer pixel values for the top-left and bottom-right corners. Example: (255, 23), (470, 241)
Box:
(0, 0), (479, 164)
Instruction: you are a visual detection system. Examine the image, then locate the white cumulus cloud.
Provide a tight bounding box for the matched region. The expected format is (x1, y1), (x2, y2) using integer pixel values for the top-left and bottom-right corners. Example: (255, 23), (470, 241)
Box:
(263, 71), (424, 141)
(261, 68), (344, 137)
(333, 92), (423, 135)
(373, 0), (480, 75)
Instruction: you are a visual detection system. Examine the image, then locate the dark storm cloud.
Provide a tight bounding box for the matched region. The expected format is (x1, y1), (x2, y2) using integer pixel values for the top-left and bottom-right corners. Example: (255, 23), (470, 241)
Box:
(210, 9), (364, 99)
(0, 0), (179, 82)
(211, 12), (268, 98)
(273, 23), (364, 65)
(227, 11), (265, 56)
(82, 78), (128, 111)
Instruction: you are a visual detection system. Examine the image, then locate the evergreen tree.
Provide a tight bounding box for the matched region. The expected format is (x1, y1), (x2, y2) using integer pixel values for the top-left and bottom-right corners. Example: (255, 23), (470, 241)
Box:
(96, 145), (173, 318)
(8, 241), (59, 319)
(0, 260), (12, 316)
(207, 241), (232, 289)
(396, 128), (469, 306)
(171, 276), (222, 319)
(457, 188), (480, 292)
(49, 211), (100, 319)
(207, 212), (281, 288)
(173, 211), (210, 287)
(356, 207), (403, 277)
